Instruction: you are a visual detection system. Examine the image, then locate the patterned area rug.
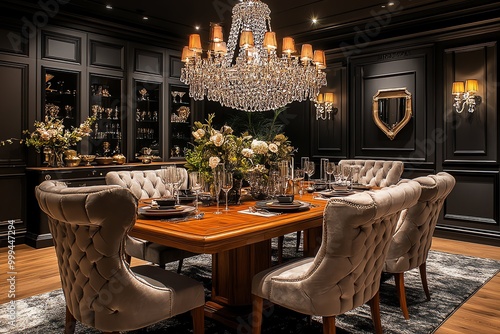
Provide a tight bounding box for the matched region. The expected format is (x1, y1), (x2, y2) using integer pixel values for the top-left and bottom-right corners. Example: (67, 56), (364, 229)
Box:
(1, 235), (499, 334)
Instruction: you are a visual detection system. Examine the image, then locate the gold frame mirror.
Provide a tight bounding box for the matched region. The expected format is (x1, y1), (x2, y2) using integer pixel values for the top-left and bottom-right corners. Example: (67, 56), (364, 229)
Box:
(372, 88), (412, 140)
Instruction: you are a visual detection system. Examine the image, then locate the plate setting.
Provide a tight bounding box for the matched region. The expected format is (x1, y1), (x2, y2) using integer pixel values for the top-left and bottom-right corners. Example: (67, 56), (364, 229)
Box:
(317, 190), (356, 198)
(138, 205), (196, 217)
(255, 200), (310, 212)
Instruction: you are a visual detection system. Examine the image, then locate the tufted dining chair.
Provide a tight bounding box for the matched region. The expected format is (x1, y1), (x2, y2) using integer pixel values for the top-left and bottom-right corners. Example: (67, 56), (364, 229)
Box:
(252, 180), (421, 334)
(383, 172), (455, 319)
(339, 159), (404, 187)
(35, 180), (205, 334)
(105, 168), (196, 273)
(279, 159), (405, 262)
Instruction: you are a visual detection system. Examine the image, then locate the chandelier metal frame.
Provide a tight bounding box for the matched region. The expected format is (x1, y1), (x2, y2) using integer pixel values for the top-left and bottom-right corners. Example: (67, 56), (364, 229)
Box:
(180, 0), (327, 112)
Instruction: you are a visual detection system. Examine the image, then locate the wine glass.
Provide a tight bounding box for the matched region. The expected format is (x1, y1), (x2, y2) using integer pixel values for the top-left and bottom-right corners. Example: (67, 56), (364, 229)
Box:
(213, 164), (224, 215)
(326, 162), (335, 190)
(178, 91), (185, 103)
(189, 171), (202, 213)
(171, 91), (178, 103)
(160, 165), (177, 198)
(221, 171), (233, 212)
(278, 160), (291, 195)
(172, 167), (185, 204)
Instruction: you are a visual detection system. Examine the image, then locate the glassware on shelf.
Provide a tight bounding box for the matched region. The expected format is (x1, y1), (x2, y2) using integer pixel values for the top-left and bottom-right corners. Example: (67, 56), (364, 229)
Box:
(177, 91), (185, 103)
(171, 91), (178, 103)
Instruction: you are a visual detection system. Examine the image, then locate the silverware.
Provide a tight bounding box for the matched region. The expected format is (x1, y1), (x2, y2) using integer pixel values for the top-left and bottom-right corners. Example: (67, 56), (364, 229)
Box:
(248, 206), (281, 215)
(161, 212), (204, 223)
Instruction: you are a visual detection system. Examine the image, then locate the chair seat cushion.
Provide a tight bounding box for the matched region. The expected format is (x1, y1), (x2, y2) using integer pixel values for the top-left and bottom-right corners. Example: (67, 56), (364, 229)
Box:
(132, 265), (205, 317)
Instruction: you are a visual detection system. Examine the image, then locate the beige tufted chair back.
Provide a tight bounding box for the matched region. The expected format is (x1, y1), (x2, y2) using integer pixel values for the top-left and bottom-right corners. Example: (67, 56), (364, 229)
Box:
(339, 159), (404, 187)
(383, 172), (455, 319)
(35, 181), (205, 332)
(105, 168), (188, 200)
(252, 180), (421, 325)
(385, 172), (456, 273)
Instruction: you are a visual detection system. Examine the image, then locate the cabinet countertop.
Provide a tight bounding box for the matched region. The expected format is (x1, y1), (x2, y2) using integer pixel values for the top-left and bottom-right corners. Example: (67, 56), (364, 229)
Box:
(26, 161), (185, 172)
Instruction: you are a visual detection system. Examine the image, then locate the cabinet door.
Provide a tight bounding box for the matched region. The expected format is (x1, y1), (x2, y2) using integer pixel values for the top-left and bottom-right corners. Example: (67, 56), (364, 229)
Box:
(169, 84), (192, 160)
(134, 80), (162, 161)
(43, 68), (79, 131)
(89, 74), (124, 156)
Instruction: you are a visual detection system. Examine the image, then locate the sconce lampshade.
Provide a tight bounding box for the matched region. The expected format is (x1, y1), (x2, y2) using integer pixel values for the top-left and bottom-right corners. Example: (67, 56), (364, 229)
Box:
(240, 30), (254, 49)
(465, 79), (478, 93)
(282, 37), (296, 55)
(452, 81), (465, 94)
(317, 93), (324, 103)
(210, 24), (223, 42)
(263, 31), (277, 51)
(324, 92), (334, 103)
(189, 34), (202, 52)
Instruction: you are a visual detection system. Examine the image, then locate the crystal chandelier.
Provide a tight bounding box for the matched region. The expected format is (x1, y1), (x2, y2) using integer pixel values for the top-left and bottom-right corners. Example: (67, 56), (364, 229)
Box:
(180, 0), (327, 112)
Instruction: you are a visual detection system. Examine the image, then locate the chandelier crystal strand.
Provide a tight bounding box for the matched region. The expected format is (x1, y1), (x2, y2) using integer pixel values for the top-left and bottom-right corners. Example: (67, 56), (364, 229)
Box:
(181, 0), (327, 112)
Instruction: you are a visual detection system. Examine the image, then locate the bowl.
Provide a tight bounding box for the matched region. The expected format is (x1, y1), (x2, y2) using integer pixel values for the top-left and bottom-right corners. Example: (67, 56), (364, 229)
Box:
(64, 156), (81, 167)
(112, 154), (126, 165)
(277, 194), (294, 204)
(80, 155), (96, 166)
(95, 157), (114, 165)
(155, 198), (176, 208)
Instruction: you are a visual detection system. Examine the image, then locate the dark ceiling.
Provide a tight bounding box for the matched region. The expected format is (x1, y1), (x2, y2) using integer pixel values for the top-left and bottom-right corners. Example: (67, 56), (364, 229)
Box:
(1, 0), (484, 50)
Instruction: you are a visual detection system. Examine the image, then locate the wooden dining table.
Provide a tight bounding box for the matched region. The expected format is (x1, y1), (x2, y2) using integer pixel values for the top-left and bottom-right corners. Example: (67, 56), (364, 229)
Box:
(130, 193), (327, 328)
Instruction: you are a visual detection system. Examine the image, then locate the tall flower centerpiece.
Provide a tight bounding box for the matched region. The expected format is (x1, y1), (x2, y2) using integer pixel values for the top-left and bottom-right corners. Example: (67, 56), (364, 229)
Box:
(1, 115), (95, 167)
(185, 112), (295, 201)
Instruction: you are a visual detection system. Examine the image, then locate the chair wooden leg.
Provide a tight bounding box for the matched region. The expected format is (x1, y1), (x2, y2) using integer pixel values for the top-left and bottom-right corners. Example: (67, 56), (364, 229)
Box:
(190, 305), (204, 334)
(277, 236), (284, 264)
(367, 291), (383, 334)
(251, 294), (264, 334)
(322, 315), (336, 334)
(177, 259), (184, 273)
(419, 262), (431, 301)
(296, 230), (302, 252)
(394, 272), (410, 320)
(65, 306), (76, 334)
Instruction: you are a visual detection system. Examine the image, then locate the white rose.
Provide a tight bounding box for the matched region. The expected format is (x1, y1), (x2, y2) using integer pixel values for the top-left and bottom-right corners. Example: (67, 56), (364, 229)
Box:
(192, 128), (205, 140)
(209, 156), (221, 169)
(210, 132), (224, 147)
(241, 148), (254, 158)
(268, 143), (278, 153)
(251, 140), (269, 154)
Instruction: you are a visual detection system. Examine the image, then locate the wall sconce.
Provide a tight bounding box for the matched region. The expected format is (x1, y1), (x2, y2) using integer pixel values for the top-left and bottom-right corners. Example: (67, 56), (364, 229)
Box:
(452, 79), (480, 113)
(315, 92), (337, 120)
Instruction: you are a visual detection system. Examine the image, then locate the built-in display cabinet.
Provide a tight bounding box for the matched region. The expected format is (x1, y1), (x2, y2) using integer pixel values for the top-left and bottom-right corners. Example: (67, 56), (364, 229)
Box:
(133, 80), (162, 161)
(89, 75), (124, 156)
(168, 84), (192, 160)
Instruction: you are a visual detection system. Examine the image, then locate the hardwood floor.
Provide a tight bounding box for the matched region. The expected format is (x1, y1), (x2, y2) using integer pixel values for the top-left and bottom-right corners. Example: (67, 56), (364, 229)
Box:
(1, 237), (499, 333)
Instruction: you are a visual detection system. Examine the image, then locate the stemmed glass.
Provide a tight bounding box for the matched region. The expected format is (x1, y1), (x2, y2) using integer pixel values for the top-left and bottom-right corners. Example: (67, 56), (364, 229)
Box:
(160, 165), (177, 198)
(326, 162), (336, 190)
(178, 91), (185, 103)
(213, 164), (224, 215)
(172, 168), (185, 204)
(305, 161), (315, 191)
(171, 91), (178, 103)
(189, 172), (202, 213)
(221, 171), (233, 212)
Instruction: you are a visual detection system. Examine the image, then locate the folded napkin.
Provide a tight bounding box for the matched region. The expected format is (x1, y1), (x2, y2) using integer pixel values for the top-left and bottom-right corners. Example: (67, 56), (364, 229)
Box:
(313, 196), (329, 201)
(238, 209), (281, 217)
